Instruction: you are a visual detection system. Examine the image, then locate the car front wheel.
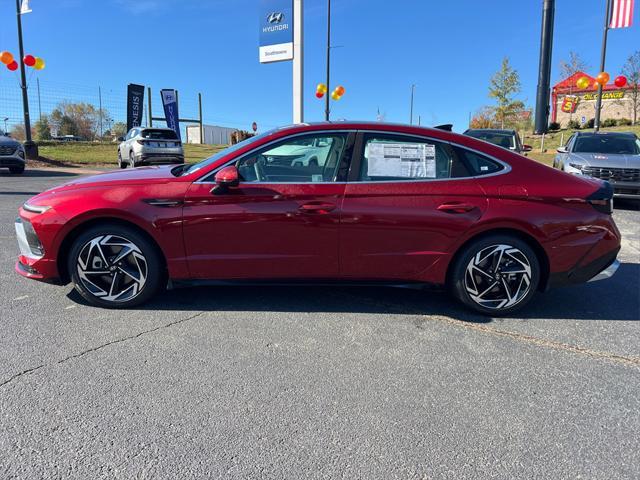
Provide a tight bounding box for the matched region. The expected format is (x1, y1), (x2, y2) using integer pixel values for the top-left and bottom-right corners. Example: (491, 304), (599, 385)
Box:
(449, 235), (540, 316)
(68, 224), (164, 308)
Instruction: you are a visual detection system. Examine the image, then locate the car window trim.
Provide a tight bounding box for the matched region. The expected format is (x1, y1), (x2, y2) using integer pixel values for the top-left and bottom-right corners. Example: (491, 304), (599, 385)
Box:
(194, 130), (357, 184)
(347, 130), (511, 183)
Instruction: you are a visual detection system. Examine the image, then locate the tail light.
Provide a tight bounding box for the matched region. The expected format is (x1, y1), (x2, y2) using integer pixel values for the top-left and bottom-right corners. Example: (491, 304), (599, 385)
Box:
(587, 182), (614, 214)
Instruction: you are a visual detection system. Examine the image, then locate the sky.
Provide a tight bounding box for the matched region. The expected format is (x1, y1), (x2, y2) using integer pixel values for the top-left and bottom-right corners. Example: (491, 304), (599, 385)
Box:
(0, 0), (638, 134)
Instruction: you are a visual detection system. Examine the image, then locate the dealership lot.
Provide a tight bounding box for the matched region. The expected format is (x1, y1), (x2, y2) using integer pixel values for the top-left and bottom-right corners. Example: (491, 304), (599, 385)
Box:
(0, 170), (639, 479)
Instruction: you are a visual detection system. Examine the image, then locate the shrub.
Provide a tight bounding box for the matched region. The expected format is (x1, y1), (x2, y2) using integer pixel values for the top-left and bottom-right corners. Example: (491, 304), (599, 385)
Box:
(617, 118), (632, 126)
(585, 118), (595, 128)
(567, 119), (581, 130)
(602, 118), (618, 127)
(548, 122), (560, 131)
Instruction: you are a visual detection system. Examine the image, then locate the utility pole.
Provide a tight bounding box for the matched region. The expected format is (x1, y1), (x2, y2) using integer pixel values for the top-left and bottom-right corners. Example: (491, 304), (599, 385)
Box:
(98, 86), (103, 138)
(409, 84), (415, 124)
(324, 0), (331, 121)
(15, 0), (37, 158)
(534, 0), (555, 134)
(292, 0), (304, 123)
(594, 0), (612, 132)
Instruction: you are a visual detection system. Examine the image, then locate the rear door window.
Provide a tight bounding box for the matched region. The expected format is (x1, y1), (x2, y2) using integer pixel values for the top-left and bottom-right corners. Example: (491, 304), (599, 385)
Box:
(455, 148), (505, 176)
(354, 134), (470, 181)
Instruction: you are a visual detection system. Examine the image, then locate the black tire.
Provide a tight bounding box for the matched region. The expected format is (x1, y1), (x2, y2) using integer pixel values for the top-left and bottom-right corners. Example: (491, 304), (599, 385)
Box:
(448, 234), (540, 316)
(9, 166), (25, 174)
(67, 224), (164, 308)
(118, 151), (126, 169)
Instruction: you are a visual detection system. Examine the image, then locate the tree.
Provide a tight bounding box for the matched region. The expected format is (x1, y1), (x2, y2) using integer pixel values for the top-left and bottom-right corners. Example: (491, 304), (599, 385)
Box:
(621, 50), (640, 125)
(488, 57), (522, 128)
(34, 117), (52, 140)
(470, 107), (496, 129)
(48, 101), (110, 140)
(111, 122), (127, 138)
(559, 51), (589, 80)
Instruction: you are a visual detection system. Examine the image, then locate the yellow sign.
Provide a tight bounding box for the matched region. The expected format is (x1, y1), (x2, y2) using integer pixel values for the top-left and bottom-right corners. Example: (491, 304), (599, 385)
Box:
(583, 91), (625, 101)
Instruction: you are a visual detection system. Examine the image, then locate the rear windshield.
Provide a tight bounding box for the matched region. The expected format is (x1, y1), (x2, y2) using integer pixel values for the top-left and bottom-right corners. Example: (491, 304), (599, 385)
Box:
(465, 131), (515, 149)
(141, 129), (178, 140)
(573, 135), (640, 155)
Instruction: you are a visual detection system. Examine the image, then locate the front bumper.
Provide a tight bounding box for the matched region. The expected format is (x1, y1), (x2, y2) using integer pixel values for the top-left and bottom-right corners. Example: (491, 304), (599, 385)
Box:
(0, 155), (26, 168)
(14, 215), (62, 283)
(609, 181), (640, 199)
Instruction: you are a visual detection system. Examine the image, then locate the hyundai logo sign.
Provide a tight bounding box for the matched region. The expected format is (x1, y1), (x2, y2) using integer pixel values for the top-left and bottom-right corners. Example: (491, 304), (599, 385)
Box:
(267, 12), (284, 24)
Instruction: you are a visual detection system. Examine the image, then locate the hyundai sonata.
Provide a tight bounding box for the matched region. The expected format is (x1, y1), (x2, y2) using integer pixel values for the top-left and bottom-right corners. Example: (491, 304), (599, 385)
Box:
(15, 122), (621, 315)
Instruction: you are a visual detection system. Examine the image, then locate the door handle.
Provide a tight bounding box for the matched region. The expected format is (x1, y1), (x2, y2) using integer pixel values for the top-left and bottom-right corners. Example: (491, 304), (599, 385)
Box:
(437, 202), (476, 214)
(299, 202), (336, 214)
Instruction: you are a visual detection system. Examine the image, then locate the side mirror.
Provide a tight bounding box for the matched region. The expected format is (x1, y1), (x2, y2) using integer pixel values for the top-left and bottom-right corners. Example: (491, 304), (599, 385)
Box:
(212, 165), (239, 194)
(117, 136), (124, 142)
(522, 144), (533, 152)
(557, 146), (568, 154)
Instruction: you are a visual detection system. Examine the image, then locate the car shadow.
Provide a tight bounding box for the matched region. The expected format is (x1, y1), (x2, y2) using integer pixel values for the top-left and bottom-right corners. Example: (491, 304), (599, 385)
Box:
(66, 263), (639, 323)
(0, 169), (80, 178)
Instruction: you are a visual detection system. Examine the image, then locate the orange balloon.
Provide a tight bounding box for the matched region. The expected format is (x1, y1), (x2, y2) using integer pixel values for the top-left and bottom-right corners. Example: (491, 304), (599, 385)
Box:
(596, 72), (610, 86)
(335, 85), (345, 96)
(0, 51), (14, 65)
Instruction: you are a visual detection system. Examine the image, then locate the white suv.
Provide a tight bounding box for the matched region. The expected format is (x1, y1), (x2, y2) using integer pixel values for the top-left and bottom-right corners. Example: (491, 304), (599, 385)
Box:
(117, 127), (184, 168)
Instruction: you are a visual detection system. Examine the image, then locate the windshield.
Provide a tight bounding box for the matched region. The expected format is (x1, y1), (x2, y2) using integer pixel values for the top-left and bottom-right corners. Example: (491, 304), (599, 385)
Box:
(182, 128), (278, 176)
(466, 131), (515, 149)
(573, 135), (640, 155)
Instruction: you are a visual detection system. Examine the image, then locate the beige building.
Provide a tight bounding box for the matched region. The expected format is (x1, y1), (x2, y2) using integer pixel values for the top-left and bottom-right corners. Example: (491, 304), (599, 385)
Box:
(552, 72), (635, 126)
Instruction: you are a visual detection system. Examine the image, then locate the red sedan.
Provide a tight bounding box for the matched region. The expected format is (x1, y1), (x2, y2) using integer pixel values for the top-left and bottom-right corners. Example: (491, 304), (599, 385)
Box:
(15, 122), (621, 315)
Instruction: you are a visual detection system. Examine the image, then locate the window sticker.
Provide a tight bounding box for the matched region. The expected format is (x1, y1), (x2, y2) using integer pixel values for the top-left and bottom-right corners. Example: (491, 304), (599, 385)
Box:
(366, 142), (436, 178)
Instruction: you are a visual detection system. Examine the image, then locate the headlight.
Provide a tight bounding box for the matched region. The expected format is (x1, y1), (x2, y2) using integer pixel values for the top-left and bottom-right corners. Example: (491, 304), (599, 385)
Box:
(23, 203), (51, 214)
(565, 163), (584, 174)
(17, 148), (25, 158)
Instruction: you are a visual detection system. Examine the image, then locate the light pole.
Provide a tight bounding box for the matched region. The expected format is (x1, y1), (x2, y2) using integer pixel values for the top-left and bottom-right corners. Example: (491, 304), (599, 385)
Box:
(324, 0), (331, 121)
(15, 0), (37, 158)
(534, 0), (555, 134)
(409, 84), (416, 124)
(594, 0), (613, 132)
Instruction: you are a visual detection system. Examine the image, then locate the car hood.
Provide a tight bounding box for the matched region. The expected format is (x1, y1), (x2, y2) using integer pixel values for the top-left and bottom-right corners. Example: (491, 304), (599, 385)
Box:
(0, 136), (21, 148)
(568, 152), (640, 168)
(44, 165), (178, 193)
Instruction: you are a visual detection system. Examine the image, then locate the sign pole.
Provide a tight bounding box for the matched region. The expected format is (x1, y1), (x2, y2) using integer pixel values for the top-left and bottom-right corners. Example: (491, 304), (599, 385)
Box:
(324, 0), (331, 121)
(534, 0), (555, 134)
(293, 0), (304, 123)
(594, 0), (613, 132)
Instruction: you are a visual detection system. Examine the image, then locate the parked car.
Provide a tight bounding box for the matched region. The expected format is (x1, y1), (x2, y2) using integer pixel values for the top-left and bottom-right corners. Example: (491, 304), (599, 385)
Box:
(463, 129), (532, 155)
(0, 134), (26, 174)
(16, 122), (620, 315)
(263, 136), (333, 167)
(553, 131), (640, 200)
(117, 127), (184, 168)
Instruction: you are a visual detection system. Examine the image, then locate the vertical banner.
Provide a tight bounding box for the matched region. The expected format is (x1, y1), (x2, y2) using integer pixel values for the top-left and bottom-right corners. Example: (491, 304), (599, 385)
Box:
(160, 89), (181, 140)
(259, 0), (293, 63)
(126, 84), (145, 131)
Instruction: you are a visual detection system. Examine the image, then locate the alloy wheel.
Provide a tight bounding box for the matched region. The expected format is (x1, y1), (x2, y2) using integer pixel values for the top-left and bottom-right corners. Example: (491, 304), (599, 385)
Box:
(76, 235), (148, 302)
(464, 244), (532, 310)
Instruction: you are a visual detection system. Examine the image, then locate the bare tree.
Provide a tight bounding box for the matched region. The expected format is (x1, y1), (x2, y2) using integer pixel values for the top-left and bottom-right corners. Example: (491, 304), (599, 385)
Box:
(621, 50), (640, 125)
(559, 51), (589, 80)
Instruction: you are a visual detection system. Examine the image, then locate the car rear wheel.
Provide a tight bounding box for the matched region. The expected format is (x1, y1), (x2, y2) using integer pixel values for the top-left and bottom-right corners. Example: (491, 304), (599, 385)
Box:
(129, 151), (136, 168)
(68, 224), (164, 308)
(449, 235), (540, 316)
(118, 151), (126, 169)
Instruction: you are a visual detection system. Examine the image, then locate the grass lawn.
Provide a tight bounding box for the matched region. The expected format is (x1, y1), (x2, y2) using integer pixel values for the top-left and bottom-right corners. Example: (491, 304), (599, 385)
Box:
(35, 141), (226, 168)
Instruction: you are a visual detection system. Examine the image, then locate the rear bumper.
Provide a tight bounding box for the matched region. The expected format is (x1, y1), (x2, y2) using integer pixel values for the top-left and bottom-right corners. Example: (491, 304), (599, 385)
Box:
(548, 247), (620, 288)
(138, 153), (184, 165)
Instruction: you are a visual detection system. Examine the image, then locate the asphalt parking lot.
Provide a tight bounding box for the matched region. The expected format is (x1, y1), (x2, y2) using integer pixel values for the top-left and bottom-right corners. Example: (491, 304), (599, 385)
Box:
(0, 169), (639, 479)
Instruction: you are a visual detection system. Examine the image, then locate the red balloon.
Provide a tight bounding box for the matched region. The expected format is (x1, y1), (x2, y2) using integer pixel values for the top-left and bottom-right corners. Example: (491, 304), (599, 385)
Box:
(23, 54), (36, 67)
(315, 91), (324, 99)
(7, 61), (18, 71)
(614, 75), (627, 88)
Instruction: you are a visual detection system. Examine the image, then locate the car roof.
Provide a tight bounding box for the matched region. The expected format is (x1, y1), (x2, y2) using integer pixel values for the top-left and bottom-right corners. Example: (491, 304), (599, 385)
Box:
(574, 131), (636, 137)
(463, 128), (517, 134)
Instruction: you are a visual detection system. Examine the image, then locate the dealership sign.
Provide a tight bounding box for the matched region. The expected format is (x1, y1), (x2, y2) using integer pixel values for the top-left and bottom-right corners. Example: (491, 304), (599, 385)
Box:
(126, 84), (145, 131)
(561, 95), (579, 114)
(583, 91), (625, 101)
(259, 0), (293, 63)
(160, 89), (181, 140)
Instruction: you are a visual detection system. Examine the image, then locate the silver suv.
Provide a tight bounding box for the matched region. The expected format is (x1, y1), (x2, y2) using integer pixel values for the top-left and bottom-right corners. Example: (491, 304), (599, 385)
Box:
(0, 134), (26, 174)
(117, 127), (184, 168)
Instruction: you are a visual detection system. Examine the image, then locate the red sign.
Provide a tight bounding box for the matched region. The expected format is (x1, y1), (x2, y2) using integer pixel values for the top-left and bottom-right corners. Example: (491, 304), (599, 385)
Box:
(561, 96), (579, 114)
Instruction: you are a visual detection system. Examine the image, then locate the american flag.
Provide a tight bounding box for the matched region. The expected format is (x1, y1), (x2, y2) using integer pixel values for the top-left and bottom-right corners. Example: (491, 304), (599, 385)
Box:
(610, 0), (634, 28)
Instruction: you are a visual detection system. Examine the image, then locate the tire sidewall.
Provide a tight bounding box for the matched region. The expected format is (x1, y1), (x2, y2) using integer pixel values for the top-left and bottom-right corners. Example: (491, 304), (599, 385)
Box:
(68, 224), (163, 308)
(449, 235), (540, 317)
